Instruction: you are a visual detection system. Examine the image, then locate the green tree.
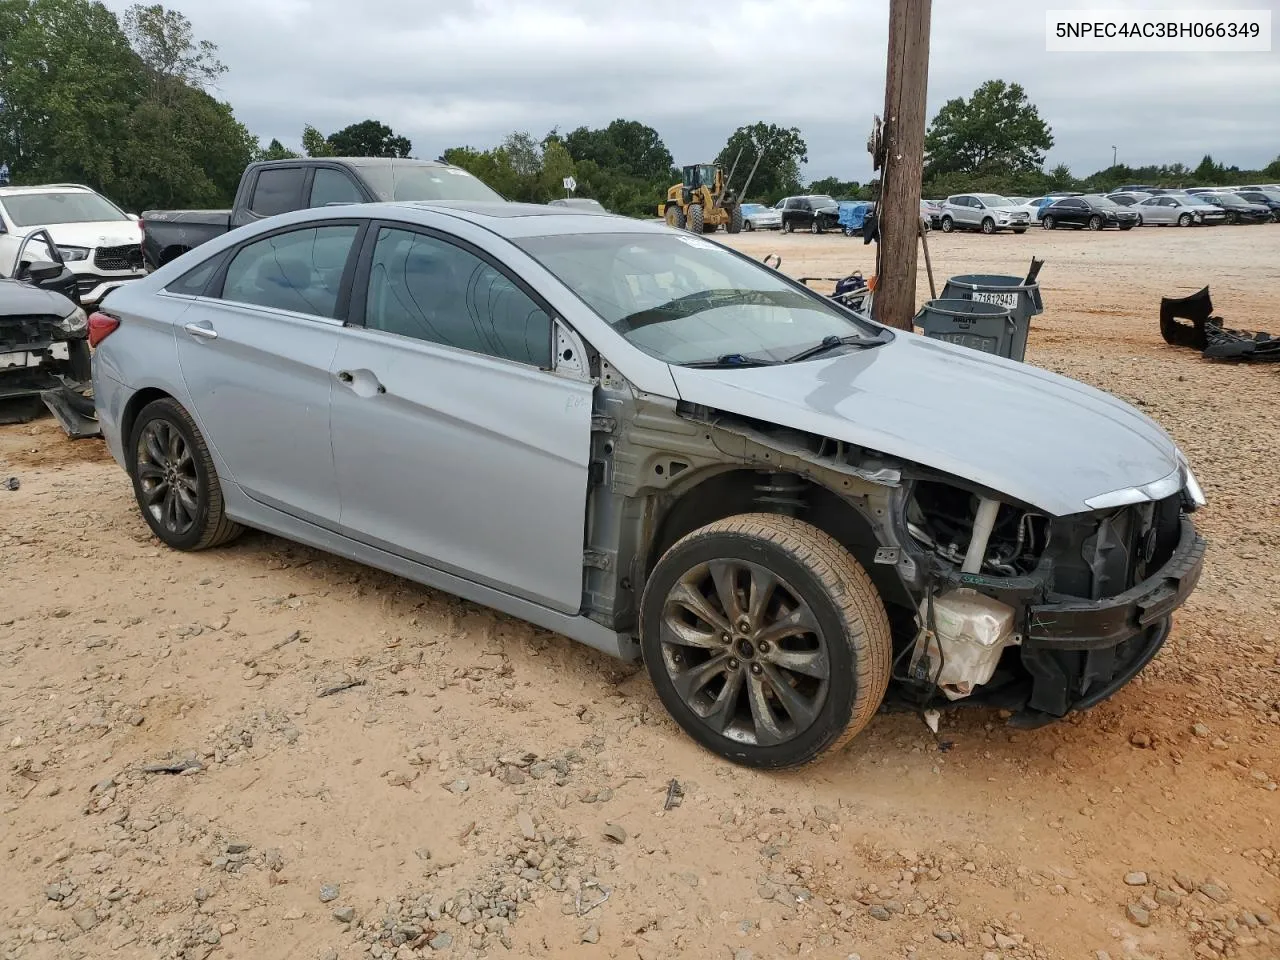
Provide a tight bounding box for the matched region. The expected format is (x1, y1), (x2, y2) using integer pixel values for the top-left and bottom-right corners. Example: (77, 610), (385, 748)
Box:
(326, 119), (412, 158)
(0, 0), (143, 188)
(114, 85), (255, 211)
(501, 132), (542, 179)
(258, 138), (298, 161)
(541, 139), (575, 198)
(807, 176), (860, 198)
(714, 122), (808, 202)
(924, 80), (1053, 179)
(301, 124), (333, 157)
(1265, 155), (1280, 179)
(121, 2), (225, 102)
(1193, 153), (1225, 183)
(1045, 163), (1075, 190)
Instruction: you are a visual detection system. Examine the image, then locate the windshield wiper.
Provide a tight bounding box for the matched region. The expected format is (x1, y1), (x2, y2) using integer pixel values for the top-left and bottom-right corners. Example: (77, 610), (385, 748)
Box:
(684, 353), (778, 369)
(785, 334), (883, 363)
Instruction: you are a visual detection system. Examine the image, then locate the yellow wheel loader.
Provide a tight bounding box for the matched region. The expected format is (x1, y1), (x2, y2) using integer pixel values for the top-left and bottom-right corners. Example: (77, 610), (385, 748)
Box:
(659, 149), (762, 234)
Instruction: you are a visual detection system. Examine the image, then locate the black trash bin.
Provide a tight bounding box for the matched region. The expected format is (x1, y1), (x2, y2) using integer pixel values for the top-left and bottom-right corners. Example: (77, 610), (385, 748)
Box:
(914, 299), (1021, 360)
(940, 273), (1043, 360)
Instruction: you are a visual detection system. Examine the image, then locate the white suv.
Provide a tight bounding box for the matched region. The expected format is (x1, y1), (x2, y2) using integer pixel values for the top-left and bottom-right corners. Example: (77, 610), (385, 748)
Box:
(0, 184), (144, 305)
(939, 194), (1030, 235)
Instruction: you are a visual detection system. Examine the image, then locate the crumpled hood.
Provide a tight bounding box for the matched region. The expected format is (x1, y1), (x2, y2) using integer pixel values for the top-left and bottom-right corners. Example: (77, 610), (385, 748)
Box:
(668, 332), (1180, 516)
(0, 278), (78, 317)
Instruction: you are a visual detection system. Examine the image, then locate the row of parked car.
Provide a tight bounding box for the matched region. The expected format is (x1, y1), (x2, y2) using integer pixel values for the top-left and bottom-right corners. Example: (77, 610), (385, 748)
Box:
(922, 185), (1280, 235)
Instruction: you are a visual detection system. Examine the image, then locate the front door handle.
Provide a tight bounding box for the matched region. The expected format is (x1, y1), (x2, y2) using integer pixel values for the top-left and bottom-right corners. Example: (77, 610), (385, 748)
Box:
(336, 370), (353, 383)
(183, 321), (218, 340)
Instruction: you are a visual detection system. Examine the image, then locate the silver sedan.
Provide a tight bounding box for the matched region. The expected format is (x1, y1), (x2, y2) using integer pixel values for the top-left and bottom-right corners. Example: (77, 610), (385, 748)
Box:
(1134, 194), (1226, 226)
(89, 201), (1206, 768)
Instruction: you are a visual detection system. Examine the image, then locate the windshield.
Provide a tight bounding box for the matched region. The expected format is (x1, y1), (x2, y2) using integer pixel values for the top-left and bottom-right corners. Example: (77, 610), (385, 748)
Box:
(353, 162), (504, 202)
(515, 232), (882, 365)
(808, 196), (837, 208)
(1083, 195), (1119, 208)
(1, 191), (129, 227)
(977, 196), (1012, 207)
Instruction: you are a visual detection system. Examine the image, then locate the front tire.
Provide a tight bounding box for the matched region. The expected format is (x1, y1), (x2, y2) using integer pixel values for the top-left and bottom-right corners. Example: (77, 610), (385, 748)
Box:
(981, 217), (995, 235)
(1087, 215), (1103, 231)
(128, 398), (243, 551)
(940, 216), (954, 233)
(782, 219), (794, 234)
(688, 204), (705, 234)
(665, 205), (686, 230)
(640, 514), (892, 769)
(1177, 213), (1193, 227)
(810, 220), (821, 235)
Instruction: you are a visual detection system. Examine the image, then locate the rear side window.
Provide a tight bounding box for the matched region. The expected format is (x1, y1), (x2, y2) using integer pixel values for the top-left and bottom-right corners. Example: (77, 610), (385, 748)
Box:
(221, 225), (359, 318)
(363, 227), (551, 367)
(310, 168), (364, 208)
(249, 168), (305, 217)
(165, 252), (225, 296)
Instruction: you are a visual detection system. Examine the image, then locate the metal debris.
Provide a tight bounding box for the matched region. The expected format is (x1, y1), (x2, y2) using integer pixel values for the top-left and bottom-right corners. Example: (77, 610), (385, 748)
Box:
(663, 778), (684, 811)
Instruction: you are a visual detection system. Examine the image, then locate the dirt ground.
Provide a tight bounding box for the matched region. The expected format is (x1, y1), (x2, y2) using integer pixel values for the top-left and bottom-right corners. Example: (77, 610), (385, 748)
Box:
(1, 224), (1277, 960)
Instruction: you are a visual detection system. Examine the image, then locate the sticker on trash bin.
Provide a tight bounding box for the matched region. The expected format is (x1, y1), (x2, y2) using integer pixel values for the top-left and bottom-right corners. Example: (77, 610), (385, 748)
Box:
(972, 291), (1019, 309)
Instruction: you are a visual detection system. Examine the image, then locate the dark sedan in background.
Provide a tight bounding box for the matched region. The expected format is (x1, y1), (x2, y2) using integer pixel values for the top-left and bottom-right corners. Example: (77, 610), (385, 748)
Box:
(1229, 190), (1280, 220)
(1041, 195), (1140, 231)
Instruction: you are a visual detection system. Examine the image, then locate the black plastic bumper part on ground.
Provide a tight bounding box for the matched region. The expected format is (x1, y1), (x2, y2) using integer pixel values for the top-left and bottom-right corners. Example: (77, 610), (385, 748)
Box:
(1015, 518), (1205, 720)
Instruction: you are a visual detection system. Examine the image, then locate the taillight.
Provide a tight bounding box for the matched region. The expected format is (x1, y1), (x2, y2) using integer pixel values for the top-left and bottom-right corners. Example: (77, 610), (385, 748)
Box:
(88, 312), (120, 347)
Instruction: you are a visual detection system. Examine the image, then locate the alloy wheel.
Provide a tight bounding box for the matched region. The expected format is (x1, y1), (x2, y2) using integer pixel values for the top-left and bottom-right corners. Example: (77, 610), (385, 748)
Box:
(136, 420), (200, 536)
(659, 559), (829, 747)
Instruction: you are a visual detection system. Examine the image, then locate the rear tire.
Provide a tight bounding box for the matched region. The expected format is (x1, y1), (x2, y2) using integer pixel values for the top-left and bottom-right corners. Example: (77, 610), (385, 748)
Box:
(128, 398), (243, 552)
(1042, 215), (1055, 230)
(728, 206), (744, 234)
(940, 216), (954, 233)
(640, 514), (892, 769)
(782, 219), (794, 234)
(688, 204), (705, 234)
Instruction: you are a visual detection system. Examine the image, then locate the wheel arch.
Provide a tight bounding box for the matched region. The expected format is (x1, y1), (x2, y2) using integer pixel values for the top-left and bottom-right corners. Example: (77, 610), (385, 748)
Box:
(645, 466), (913, 611)
(121, 386), (178, 462)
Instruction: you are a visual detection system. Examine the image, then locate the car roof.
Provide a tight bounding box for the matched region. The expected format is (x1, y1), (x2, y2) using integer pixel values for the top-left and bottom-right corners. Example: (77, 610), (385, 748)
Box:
(376, 200), (669, 238)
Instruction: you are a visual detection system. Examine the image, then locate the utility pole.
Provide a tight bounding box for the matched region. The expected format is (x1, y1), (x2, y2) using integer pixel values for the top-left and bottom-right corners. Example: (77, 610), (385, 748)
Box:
(871, 0), (932, 332)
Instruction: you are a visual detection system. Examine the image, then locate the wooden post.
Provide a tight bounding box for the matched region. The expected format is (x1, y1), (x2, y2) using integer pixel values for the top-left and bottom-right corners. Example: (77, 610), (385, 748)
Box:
(871, 0), (932, 331)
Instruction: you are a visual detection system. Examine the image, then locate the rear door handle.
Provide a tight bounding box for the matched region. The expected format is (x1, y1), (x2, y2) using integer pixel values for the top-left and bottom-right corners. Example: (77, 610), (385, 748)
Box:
(183, 321), (218, 340)
(336, 369), (385, 396)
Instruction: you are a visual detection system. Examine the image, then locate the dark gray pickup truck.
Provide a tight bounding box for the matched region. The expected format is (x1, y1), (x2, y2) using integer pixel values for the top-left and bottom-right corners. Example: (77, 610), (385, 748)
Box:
(140, 157), (503, 270)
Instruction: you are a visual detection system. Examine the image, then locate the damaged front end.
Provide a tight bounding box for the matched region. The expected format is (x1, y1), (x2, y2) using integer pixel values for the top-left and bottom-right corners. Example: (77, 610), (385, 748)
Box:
(0, 303), (100, 437)
(900, 470), (1205, 726)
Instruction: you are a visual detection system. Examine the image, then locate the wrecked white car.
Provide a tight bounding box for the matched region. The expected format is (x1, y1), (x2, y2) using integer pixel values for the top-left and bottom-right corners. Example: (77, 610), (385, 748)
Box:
(92, 202), (1206, 768)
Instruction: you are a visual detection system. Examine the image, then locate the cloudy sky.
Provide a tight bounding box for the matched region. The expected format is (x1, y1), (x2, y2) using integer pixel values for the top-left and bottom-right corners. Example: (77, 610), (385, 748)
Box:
(104, 0), (1280, 180)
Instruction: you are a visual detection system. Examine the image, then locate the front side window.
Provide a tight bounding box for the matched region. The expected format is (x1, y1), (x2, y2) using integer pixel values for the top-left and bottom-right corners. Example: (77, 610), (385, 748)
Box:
(363, 228), (551, 367)
(310, 168), (364, 208)
(221, 225), (359, 318)
(516, 232), (884, 366)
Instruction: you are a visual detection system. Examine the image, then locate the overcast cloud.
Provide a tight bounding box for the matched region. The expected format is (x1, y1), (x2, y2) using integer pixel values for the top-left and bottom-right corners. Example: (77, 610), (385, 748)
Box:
(104, 0), (1280, 180)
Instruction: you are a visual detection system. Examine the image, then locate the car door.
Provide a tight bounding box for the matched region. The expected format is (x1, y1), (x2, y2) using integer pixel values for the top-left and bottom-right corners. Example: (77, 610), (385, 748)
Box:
(174, 220), (363, 526)
(328, 222), (594, 614)
(1136, 198), (1161, 224)
(955, 196), (978, 227)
